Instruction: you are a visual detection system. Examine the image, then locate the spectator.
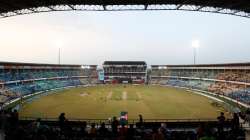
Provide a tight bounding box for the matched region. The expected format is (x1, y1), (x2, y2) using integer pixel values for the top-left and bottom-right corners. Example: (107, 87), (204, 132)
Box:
(152, 127), (164, 140)
(231, 113), (240, 139)
(126, 124), (135, 140)
(231, 113), (240, 131)
(112, 116), (119, 136)
(245, 109), (250, 125)
(79, 121), (87, 138)
(119, 124), (127, 139)
(217, 112), (225, 138)
(58, 112), (66, 131)
(89, 123), (97, 137)
(98, 122), (108, 137)
(239, 111), (245, 120)
(0, 110), (7, 131)
(199, 127), (216, 140)
(0, 110), (7, 140)
(159, 123), (168, 137)
(12, 109), (19, 127)
(138, 114), (143, 128)
(197, 123), (205, 139)
(35, 118), (41, 128)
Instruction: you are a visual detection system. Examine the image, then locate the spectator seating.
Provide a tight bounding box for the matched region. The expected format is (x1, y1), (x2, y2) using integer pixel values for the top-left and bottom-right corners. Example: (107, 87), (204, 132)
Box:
(0, 70), (85, 82)
(0, 68), (95, 103)
(150, 68), (250, 105)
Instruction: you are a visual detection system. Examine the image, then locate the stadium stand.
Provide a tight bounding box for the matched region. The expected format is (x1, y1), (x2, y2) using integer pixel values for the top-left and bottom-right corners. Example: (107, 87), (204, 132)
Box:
(2, 61), (250, 110)
(2, 61), (250, 107)
(0, 62), (98, 105)
(0, 61), (249, 139)
(150, 63), (250, 106)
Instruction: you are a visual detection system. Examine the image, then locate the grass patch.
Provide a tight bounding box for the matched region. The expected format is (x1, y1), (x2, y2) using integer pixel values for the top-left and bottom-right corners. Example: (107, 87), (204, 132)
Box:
(19, 85), (229, 119)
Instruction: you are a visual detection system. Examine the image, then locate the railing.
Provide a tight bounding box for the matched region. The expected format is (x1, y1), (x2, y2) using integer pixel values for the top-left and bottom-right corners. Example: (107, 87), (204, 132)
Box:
(19, 117), (218, 124)
(2, 84), (91, 109)
(19, 117), (250, 132)
(0, 75), (89, 85)
(150, 75), (250, 86)
(161, 83), (250, 109)
(19, 117), (246, 131)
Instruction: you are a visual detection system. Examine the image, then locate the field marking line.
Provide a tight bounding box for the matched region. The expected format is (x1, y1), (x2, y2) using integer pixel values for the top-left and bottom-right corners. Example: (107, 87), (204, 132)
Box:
(136, 92), (142, 100)
(107, 91), (113, 100)
(122, 91), (127, 100)
(80, 92), (89, 97)
(191, 91), (224, 103)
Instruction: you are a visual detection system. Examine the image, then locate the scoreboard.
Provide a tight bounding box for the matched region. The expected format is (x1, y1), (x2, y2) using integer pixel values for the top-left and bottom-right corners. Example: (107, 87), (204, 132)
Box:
(98, 70), (104, 81)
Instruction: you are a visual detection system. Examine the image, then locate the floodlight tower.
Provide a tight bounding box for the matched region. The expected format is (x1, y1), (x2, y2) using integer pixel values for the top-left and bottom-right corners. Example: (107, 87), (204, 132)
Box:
(58, 47), (61, 65)
(55, 40), (64, 65)
(192, 40), (200, 65)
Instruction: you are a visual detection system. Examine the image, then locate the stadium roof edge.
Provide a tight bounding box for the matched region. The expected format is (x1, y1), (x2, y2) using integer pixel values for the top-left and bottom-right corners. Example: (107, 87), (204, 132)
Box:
(0, 0), (250, 18)
(103, 61), (147, 65)
(151, 62), (250, 67)
(0, 61), (97, 67)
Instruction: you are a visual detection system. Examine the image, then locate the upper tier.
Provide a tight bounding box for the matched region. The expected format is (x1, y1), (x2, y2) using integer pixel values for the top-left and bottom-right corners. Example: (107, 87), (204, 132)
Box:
(151, 62), (250, 83)
(0, 62), (97, 83)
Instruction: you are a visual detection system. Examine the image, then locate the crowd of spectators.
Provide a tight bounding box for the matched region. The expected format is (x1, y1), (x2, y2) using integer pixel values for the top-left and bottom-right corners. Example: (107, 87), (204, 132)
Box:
(0, 69), (86, 82)
(150, 68), (250, 105)
(216, 72), (250, 83)
(151, 69), (250, 83)
(208, 82), (246, 96)
(0, 67), (98, 104)
(161, 78), (250, 105)
(0, 78), (89, 103)
(0, 111), (246, 140)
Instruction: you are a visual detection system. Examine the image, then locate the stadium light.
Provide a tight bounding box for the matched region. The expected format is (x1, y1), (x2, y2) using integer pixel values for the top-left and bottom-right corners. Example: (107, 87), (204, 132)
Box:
(58, 47), (61, 65)
(54, 40), (64, 65)
(192, 40), (200, 49)
(158, 66), (167, 69)
(81, 65), (90, 69)
(191, 40), (200, 65)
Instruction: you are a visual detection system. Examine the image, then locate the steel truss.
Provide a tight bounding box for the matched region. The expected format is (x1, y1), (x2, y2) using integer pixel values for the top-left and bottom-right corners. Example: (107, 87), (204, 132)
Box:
(0, 4), (249, 18)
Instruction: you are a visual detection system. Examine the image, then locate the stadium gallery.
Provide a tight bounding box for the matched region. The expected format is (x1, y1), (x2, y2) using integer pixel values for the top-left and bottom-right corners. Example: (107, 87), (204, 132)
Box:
(0, 61), (249, 119)
(0, 0), (250, 138)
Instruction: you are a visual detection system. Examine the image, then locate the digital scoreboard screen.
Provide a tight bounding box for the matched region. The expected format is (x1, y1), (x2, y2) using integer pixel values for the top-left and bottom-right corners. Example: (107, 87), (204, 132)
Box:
(98, 70), (104, 81)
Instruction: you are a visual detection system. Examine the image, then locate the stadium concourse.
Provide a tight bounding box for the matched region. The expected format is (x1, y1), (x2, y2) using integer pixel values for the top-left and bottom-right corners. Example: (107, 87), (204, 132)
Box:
(0, 61), (250, 139)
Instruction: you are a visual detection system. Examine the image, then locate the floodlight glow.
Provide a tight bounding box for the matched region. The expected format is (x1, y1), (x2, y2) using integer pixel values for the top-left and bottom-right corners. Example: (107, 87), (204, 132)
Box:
(81, 65), (90, 69)
(158, 66), (167, 69)
(192, 40), (200, 48)
(54, 39), (64, 48)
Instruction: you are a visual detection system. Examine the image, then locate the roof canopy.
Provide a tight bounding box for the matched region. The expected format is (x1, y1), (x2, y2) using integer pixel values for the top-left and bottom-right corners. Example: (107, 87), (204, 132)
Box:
(103, 61), (146, 65)
(0, 61), (97, 69)
(152, 62), (250, 68)
(0, 0), (250, 18)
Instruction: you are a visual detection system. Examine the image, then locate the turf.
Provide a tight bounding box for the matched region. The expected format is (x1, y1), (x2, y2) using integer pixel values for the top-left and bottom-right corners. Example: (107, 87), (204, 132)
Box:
(19, 85), (228, 119)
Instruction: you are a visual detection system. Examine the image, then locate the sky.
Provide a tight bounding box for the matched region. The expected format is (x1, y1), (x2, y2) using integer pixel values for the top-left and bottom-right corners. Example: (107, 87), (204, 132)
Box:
(0, 10), (250, 66)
